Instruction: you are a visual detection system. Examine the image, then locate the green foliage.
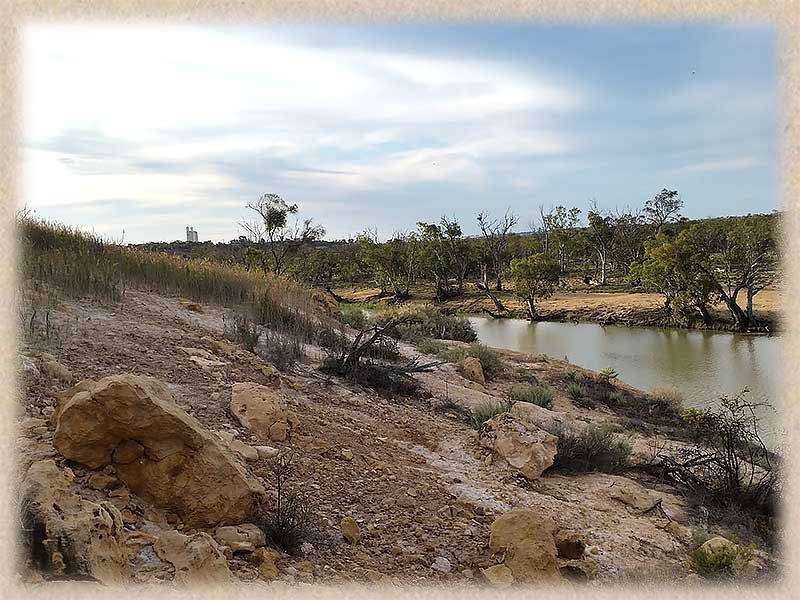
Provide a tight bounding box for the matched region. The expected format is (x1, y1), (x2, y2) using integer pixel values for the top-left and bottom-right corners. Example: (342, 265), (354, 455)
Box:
(256, 452), (313, 555)
(465, 343), (503, 380)
(339, 305), (369, 330)
(565, 370), (585, 383)
(598, 367), (619, 382)
(225, 313), (260, 353)
(416, 338), (446, 355)
(508, 253), (561, 319)
(383, 306), (477, 343)
(509, 384), (554, 409)
(550, 424), (632, 474)
(567, 381), (587, 399)
(690, 542), (754, 579)
(469, 401), (511, 429)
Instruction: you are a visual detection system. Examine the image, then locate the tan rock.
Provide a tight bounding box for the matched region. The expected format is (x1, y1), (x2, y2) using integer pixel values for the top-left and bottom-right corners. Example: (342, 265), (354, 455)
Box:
(254, 445), (280, 460)
(189, 356), (228, 370)
(341, 448), (354, 461)
(253, 547), (281, 580)
(214, 523), (266, 550)
(154, 530), (232, 585)
(53, 374), (265, 527)
(230, 439), (259, 462)
(20, 459), (129, 584)
(480, 414), (558, 480)
(365, 570), (394, 585)
(489, 509), (561, 582)
(87, 471), (118, 490)
(481, 564), (514, 587)
(460, 357), (485, 385)
(293, 435), (331, 454)
(340, 516), (361, 544)
(231, 382), (296, 442)
(555, 530), (585, 559)
(509, 401), (566, 433)
(607, 477), (660, 512)
(42, 359), (74, 384)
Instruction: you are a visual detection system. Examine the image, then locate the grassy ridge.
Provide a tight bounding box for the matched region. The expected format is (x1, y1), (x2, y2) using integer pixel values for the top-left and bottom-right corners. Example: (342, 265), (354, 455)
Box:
(20, 218), (322, 344)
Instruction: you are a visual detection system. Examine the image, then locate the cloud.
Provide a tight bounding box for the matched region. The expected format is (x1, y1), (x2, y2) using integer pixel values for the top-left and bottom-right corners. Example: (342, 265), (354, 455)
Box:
(666, 156), (764, 175)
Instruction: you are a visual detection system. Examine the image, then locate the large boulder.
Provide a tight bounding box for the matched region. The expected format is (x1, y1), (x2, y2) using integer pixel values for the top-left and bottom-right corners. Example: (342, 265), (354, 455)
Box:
(480, 414), (558, 480)
(509, 401), (566, 433)
(154, 530), (232, 585)
(489, 509), (561, 582)
(20, 459), (129, 584)
(230, 382), (297, 442)
(53, 374), (265, 528)
(460, 357), (485, 385)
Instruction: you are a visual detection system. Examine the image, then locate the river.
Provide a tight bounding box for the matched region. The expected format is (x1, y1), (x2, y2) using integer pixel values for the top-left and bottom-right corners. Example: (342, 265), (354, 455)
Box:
(468, 317), (782, 444)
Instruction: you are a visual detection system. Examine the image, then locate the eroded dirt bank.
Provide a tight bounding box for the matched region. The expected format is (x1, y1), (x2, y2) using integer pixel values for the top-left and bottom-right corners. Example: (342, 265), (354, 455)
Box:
(16, 289), (776, 588)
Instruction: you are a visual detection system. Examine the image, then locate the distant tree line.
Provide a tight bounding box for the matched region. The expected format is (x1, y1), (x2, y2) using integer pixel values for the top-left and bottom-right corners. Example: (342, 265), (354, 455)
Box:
(133, 189), (780, 331)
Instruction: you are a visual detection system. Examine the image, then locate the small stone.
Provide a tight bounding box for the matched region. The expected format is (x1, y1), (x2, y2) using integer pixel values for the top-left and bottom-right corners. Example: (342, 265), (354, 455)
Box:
(406, 488), (418, 498)
(269, 421), (288, 442)
(253, 547), (281, 580)
(482, 564), (514, 587)
(340, 516), (361, 544)
(431, 557), (452, 573)
(341, 449), (354, 461)
(87, 472), (118, 490)
(462, 568), (474, 579)
(254, 445), (280, 460)
(230, 439), (259, 462)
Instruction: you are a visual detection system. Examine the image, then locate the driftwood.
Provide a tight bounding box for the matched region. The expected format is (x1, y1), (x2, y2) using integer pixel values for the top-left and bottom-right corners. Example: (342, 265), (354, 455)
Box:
(324, 287), (354, 304)
(475, 281), (508, 315)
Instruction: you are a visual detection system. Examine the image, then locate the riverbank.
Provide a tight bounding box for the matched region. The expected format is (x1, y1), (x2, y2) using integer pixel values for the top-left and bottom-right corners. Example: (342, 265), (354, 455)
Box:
(331, 283), (782, 333)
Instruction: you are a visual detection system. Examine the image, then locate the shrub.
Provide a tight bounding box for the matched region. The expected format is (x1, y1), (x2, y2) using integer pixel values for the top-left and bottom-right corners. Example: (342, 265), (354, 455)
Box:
(690, 542), (754, 578)
(466, 344), (503, 381)
(339, 305), (369, 330)
(261, 330), (303, 371)
(416, 338), (446, 356)
(565, 370), (585, 383)
(549, 423), (632, 474)
(606, 389), (625, 405)
(256, 452), (313, 555)
(648, 387), (684, 419)
(363, 336), (401, 362)
(567, 382), (587, 400)
(598, 367), (619, 383)
(438, 346), (467, 363)
(381, 306), (477, 343)
(224, 312), (260, 352)
(509, 384), (554, 409)
(469, 401), (511, 429)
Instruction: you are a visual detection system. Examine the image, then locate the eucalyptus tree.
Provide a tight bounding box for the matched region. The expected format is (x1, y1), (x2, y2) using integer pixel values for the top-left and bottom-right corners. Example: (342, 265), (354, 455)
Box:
(477, 209), (519, 291)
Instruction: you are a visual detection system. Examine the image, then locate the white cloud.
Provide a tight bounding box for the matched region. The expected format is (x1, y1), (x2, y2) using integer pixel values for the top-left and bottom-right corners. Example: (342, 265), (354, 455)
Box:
(666, 156), (764, 174)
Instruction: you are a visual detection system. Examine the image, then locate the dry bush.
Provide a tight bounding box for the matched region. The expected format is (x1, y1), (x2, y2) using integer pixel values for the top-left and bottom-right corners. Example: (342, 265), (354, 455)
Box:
(549, 423), (632, 474)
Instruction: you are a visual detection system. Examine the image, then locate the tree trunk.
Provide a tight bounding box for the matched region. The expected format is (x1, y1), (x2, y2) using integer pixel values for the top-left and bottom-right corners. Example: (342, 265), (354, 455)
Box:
(746, 287), (755, 327)
(720, 291), (748, 331)
(495, 273), (503, 291)
(526, 297), (537, 321)
(599, 252), (607, 285)
(697, 303), (712, 325)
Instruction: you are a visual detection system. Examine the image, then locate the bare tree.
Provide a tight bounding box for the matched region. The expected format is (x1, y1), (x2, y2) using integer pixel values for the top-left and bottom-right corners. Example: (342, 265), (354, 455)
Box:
(477, 208), (519, 291)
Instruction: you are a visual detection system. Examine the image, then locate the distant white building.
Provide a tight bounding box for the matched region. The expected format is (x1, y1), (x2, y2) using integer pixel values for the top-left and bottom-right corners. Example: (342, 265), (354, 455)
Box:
(186, 226), (199, 242)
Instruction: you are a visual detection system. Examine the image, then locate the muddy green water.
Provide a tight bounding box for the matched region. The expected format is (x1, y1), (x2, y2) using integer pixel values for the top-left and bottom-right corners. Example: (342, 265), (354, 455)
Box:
(468, 317), (782, 444)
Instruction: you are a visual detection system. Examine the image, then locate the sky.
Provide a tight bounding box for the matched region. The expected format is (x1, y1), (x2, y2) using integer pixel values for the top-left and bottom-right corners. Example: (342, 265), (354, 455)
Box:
(20, 22), (778, 243)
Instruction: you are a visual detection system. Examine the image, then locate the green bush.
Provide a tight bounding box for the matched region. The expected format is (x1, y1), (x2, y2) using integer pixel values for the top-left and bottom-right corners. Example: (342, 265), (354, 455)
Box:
(382, 306), (477, 343)
(439, 346), (467, 363)
(339, 305), (369, 330)
(598, 367), (619, 383)
(648, 387), (684, 419)
(466, 344), (503, 381)
(469, 401), (510, 429)
(549, 423), (632, 474)
(567, 381), (587, 400)
(565, 370), (585, 383)
(416, 338), (446, 355)
(690, 542), (754, 578)
(509, 384), (554, 409)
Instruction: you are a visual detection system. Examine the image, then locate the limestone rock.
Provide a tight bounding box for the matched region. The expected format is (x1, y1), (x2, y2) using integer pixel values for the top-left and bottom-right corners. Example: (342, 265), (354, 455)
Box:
(607, 477), (660, 512)
(340, 516), (361, 544)
(53, 374), (265, 528)
(509, 401), (566, 433)
(481, 564), (514, 587)
(431, 557), (452, 573)
(293, 435), (331, 454)
(42, 358), (74, 384)
(87, 472), (118, 490)
(254, 445), (280, 460)
(253, 547), (281, 580)
(214, 524), (266, 551)
(230, 382), (296, 442)
(20, 459), (129, 584)
(555, 530), (586, 559)
(20, 355), (40, 379)
(154, 530), (232, 585)
(480, 414), (558, 480)
(230, 439), (259, 462)
(489, 509), (561, 582)
(460, 357), (485, 385)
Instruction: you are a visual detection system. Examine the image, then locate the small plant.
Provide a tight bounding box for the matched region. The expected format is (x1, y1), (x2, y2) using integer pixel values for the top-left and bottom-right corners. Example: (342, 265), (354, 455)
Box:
(606, 389), (625, 405)
(690, 542), (754, 578)
(261, 330), (303, 371)
(509, 384), (554, 409)
(416, 338), (446, 356)
(339, 305), (369, 330)
(549, 423), (632, 474)
(598, 367), (619, 383)
(438, 346), (467, 363)
(567, 381), (587, 400)
(534, 353), (549, 362)
(565, 370), (584, 383)
(648, 387), (684, 418)
(257, 452), (313, 554)
(469, 401), (510, 429)
(466, 344), (503, 381)
(225, 313), (261, 353)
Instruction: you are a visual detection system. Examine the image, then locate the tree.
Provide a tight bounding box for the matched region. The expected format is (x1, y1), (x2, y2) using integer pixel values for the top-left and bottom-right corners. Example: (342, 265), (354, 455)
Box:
(585, 207), (615, 285)
(643, 189), (683, 232)
(611, 207), (647, 277)
(509, 253), (560, 320)
(540, 205), (582, 272)
(477, 209), (519, 291)
(240, 193), (325, 276)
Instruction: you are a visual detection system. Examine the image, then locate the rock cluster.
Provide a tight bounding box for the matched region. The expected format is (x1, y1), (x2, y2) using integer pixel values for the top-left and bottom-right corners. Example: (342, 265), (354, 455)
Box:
(52, 374), (265, 527)
(479, 414), (558, 480)
(230, 382), (299, 442)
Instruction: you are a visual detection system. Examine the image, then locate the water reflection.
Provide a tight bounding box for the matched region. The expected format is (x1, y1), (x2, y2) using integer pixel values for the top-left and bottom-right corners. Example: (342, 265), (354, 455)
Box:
(468, 317), (781, 443)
